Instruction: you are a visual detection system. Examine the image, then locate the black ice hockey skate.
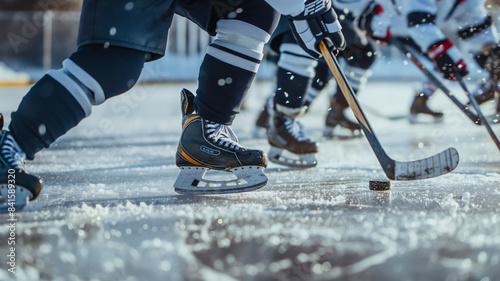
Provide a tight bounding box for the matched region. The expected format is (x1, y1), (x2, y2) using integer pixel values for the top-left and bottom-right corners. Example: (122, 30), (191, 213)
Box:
(253, 95), (274, 138)
(469, 81), (496, 106)
(324, 103), (362, 139)
(474, 88), (496, 105)
(0, 114), (42, 212)
(267, 112), (318, 168)
(409, 94), (444, 123)
(174, 89), (268, 194)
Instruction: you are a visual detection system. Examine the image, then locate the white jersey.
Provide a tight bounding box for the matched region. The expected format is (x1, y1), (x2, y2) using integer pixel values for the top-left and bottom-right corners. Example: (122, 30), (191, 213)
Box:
(383, 0), (497, 54)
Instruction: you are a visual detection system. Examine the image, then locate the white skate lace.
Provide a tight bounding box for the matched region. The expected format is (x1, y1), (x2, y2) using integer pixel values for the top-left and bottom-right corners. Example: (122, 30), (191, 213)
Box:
(1, 133), (27, 170)
(283, 115), (308, 141)
(204, 121), (244, 151)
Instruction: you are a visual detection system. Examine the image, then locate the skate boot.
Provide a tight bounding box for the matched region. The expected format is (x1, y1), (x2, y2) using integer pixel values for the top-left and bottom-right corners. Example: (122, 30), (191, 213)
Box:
(474, 88), (495, 105)
(253, 95), (274, 138)
(267, 111), (318, 168)
(174, 89), (268, 194)
(482, 44), (500, 93)
(409, 93), (444, 123)
(491, 97), (500, 124)
(472, 81), (496, 105)
(0, 114), (42, 212)
(324, 103), (361, 139)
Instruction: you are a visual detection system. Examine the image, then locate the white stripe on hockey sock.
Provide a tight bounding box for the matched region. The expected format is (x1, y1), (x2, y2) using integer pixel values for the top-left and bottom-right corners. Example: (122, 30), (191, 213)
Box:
(278, 43), (317, 78)
(48, 69), (92, 117)
(207, 46), (260, 73)
(343, 64), (371, 90)
(63, 59), (105, 105)
(207, 20), (270, 73)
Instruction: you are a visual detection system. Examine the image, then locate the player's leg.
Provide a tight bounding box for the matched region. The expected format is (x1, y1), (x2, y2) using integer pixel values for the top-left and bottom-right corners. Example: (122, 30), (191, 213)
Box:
(409, 80), (444, 121)
(1, 45), (147, 210)
(454, 0), (500, 105)
(325, 64), (370, 137)
(304, 59), (332, 110)
(174, 0), (280, 192)
(266, 31), (319, 168)
(325, 16), (375, 138)
(254, 93), (274, 136)
(254, 17), (296, 136)
(1, 0), (173, 210)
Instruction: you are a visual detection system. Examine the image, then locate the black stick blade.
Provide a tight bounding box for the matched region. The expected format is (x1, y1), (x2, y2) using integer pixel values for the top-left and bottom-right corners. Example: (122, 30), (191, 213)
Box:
(393, 148), (459, 180)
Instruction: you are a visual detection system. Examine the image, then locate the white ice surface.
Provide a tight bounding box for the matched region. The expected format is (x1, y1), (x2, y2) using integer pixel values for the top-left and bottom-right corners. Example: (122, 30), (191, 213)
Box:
(0, 79), (499, 281)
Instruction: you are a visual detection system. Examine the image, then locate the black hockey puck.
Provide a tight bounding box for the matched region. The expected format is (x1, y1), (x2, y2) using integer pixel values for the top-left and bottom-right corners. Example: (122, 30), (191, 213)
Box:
(369, 179), (391, 191)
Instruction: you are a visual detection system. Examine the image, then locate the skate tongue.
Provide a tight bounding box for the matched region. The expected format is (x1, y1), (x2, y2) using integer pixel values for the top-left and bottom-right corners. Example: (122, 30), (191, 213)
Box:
(284, 116), (307, 142)
(205, 121), (242, 151)
(180, 89), (195, 117)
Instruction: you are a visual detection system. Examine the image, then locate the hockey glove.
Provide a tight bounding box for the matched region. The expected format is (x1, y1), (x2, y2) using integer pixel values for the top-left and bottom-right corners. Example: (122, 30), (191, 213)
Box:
(357, 1), (391, 44)
(428, 40), (468, 81)
(289, 0), (346, 59)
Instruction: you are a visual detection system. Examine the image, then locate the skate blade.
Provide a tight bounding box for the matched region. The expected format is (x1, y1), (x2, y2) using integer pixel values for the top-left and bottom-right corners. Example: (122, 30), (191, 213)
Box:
(0, 183), (32, 213)
(323, 126), (362, 140)
(174, 166), (268, 195)
(408, 114), (444, 124)
(268, 147), (318, 168)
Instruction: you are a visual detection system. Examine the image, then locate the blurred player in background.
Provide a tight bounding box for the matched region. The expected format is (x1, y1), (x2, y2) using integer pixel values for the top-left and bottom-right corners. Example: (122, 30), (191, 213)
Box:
(254, 0), (376, 168)
(359, 0), (500, 120)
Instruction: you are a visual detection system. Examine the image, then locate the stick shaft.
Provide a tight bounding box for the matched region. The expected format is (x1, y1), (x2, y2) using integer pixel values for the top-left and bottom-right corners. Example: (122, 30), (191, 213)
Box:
(319, 41), (393, 176)
(456, 77), (500, 151)
(319, 41), (459, 180)
(390, 38), (481, 124)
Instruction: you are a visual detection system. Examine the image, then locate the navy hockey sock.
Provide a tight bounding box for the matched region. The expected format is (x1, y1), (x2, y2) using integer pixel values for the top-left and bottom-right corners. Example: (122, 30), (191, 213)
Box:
(69, 44), (146, 99)
(311, 60), (332, 92)
(194, 19), (275, 125)
(9, 75), (86, 160)
(195, 54), (256, 125)
(9, 45), (147, 159)
(273, 32), (317, 112)
(275, 67), (311, 109)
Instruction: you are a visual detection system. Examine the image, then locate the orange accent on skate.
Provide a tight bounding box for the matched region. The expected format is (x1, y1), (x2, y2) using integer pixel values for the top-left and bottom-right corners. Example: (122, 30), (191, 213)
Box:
(182, 116), (199, 130)
(178, 147), (201, 165)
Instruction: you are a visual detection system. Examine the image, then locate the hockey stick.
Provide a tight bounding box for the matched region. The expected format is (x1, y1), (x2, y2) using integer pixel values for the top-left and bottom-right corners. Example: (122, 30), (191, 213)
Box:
(455, 75), (500, 151)
(390, 38), (482, 125)
(319, 41), (459, 180)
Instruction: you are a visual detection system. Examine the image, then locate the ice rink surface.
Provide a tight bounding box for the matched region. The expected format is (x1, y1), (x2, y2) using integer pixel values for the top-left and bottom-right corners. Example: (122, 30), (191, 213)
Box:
(0, 80), (499, 281)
